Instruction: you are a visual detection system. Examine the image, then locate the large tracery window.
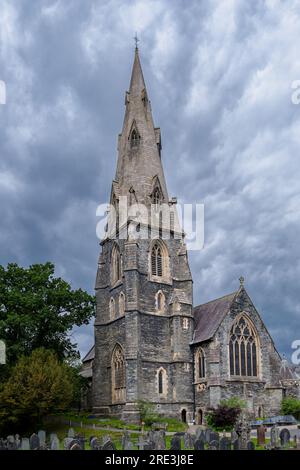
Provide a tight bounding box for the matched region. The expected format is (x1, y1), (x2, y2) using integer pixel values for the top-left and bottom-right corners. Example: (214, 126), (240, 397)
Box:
(195, 348), (206, 380)
(229, 315), (259, 377)
(112, 344), (126, 403)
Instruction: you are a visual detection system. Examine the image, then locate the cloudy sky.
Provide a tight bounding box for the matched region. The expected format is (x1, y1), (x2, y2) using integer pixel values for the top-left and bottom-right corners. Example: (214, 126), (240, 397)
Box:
(1, 0), (300, 360)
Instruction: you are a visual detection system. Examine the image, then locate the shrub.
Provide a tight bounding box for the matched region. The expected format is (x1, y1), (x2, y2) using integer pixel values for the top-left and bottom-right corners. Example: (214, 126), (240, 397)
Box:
(281, 397), (300, 420)
(205, 397), (245, 432)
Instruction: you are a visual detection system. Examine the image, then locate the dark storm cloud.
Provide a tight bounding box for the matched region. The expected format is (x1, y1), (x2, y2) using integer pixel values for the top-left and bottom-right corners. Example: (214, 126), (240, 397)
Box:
(0, 0), (299, 360)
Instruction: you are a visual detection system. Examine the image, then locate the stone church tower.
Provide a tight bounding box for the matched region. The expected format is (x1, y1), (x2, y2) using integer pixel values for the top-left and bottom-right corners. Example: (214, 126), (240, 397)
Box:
(92, 47), (194, 422)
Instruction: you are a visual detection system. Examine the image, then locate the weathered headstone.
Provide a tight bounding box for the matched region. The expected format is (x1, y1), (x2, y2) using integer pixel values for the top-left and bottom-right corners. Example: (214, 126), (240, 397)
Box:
(156, 430), (166, 450)
(50, 435), (60, 450)
(102, 434), (112, 446)
(102, 439), (116, 450)
(68, 428), (75, 438)
(194, 439), (204, 450)
(279, 428), (290, 447)
(257, 425), (266, 446)
(204, 428), (211, 443)
(220, 437), (231, 450)
(63, 437), (74, 450)
(144, 441), (155, 450)
(208, 439), (219, 450)
(15, 434), (21, 450)
(122, 430), (130, 450)
(30, 433), (40, 450)
(7, 435), (16, 450)
(247, 440), (255, 450)
(38, 430), (46, 446)
(21, 438), (30, 450)
(90, 436), (101, 450)
(270, 425), (277, 448)
(233, 439), (240, 450)
(170, 435), (181, 450)
(209, 431), (219, 444)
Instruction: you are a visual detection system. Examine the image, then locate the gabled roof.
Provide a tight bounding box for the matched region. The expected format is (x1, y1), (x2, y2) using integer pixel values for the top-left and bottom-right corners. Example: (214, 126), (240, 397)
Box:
(192, 291), (238, 344)
(82, 345), (95, 363)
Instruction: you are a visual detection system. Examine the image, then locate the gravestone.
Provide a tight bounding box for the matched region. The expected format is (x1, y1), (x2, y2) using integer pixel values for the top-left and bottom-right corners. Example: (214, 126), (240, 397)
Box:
(102, 439), (116, 450)
(270, 425), (278, 448)
(15, 434), (21, 450)
(90, 436), (101, 450)
(209, 431), (219, 444)
(30, 433), (40, 450)
(220, 437), (231, 450)
(50, 435), (60, 450)
(7, 435), (16, 450)
(122, 431), (130, 450)
(38, 430), (46, 446)
(21, 438), (30, 450)
(63, 437), (74, 450)
(102, 434), (112, 446)
(68, 428), (75, 438)
(235, 415), (251, 450)
(205, 428), (211, 443)
(208, 440), (219, 450)
(156, 430), (166, 450)
(137, 436), (145, 451)
(0, 438), (6, 450)
(257, 425), (266, 446)
(247, 440), (255, 450)
(70, 442), (81, 450)
(279, 428), (290, 447)
(194, 439), (204, 450)
(170, 435), (181, 450)
(231, 430), (238, 442)
(144, 441), (155, 450)
(233, 439), (240, 450)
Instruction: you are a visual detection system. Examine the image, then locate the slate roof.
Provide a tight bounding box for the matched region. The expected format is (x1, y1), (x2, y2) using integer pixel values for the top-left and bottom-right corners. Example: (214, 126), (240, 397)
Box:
(192, 291), (238, 344)
(82, 345), (95, 363)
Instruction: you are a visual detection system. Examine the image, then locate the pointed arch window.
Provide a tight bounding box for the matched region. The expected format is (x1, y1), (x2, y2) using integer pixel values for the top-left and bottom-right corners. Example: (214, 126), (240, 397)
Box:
(119, 292), (125, 316)
(195, 348), (206, 380)
(111, 244), (122, 286)
(151, 243), (162, 277)
(112, 344), (126, 403)
(157, 367), (167, 396)
(229, 315), (259, 377)
(153, 188), (161, 210)
(150, 241), (169, 281)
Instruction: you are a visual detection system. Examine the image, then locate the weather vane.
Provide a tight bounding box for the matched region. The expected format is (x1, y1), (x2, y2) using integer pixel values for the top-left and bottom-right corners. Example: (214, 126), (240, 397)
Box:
(134, 32), (140, 49)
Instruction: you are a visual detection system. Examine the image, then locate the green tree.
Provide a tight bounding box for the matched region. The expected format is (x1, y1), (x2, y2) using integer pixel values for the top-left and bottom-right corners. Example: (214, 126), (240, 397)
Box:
(0, 348), (75, 429)
(281, 397), (300, 420)
(0, 262), (95, 364)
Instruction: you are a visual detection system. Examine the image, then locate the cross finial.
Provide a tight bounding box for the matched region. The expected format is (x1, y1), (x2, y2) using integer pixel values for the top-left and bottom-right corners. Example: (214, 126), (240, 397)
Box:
(239, 276), (245, 287)
(134, 32), (139, 49)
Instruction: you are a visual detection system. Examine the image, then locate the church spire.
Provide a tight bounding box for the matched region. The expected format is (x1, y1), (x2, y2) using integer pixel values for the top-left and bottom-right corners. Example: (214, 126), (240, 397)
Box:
(114, 46), (169, 210)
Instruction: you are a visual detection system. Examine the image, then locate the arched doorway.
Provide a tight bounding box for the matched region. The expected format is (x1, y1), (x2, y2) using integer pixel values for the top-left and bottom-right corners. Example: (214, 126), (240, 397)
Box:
(181, 409), (187, 423)
(197, 409), (203, 425)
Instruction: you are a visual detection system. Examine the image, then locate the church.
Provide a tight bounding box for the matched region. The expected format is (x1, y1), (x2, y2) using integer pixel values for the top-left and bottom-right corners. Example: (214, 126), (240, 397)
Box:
(81, 46), (299, 424)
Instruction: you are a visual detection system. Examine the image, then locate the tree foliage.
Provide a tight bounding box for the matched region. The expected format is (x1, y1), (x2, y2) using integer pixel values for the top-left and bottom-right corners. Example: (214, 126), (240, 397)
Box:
(0, 262), (95, 364)
(281, 397), (300, 420)
(0, 348), (75, 430)
(206, 397), (244, 431)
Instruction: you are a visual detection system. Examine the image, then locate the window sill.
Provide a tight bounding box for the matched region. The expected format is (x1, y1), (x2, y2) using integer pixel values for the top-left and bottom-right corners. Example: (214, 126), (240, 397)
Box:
(227, 376), (264, 383)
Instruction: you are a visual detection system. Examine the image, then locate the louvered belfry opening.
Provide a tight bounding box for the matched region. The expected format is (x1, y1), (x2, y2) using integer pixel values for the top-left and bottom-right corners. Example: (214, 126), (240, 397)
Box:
(151, 242), (163, 277)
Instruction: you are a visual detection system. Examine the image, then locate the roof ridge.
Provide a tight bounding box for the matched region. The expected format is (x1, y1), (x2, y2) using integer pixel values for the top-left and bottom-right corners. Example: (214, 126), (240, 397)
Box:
(194, 290), (238, 310)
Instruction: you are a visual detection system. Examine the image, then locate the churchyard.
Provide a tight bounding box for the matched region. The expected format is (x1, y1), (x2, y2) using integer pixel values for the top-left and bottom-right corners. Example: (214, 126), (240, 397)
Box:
(0, 420), (299, 451)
